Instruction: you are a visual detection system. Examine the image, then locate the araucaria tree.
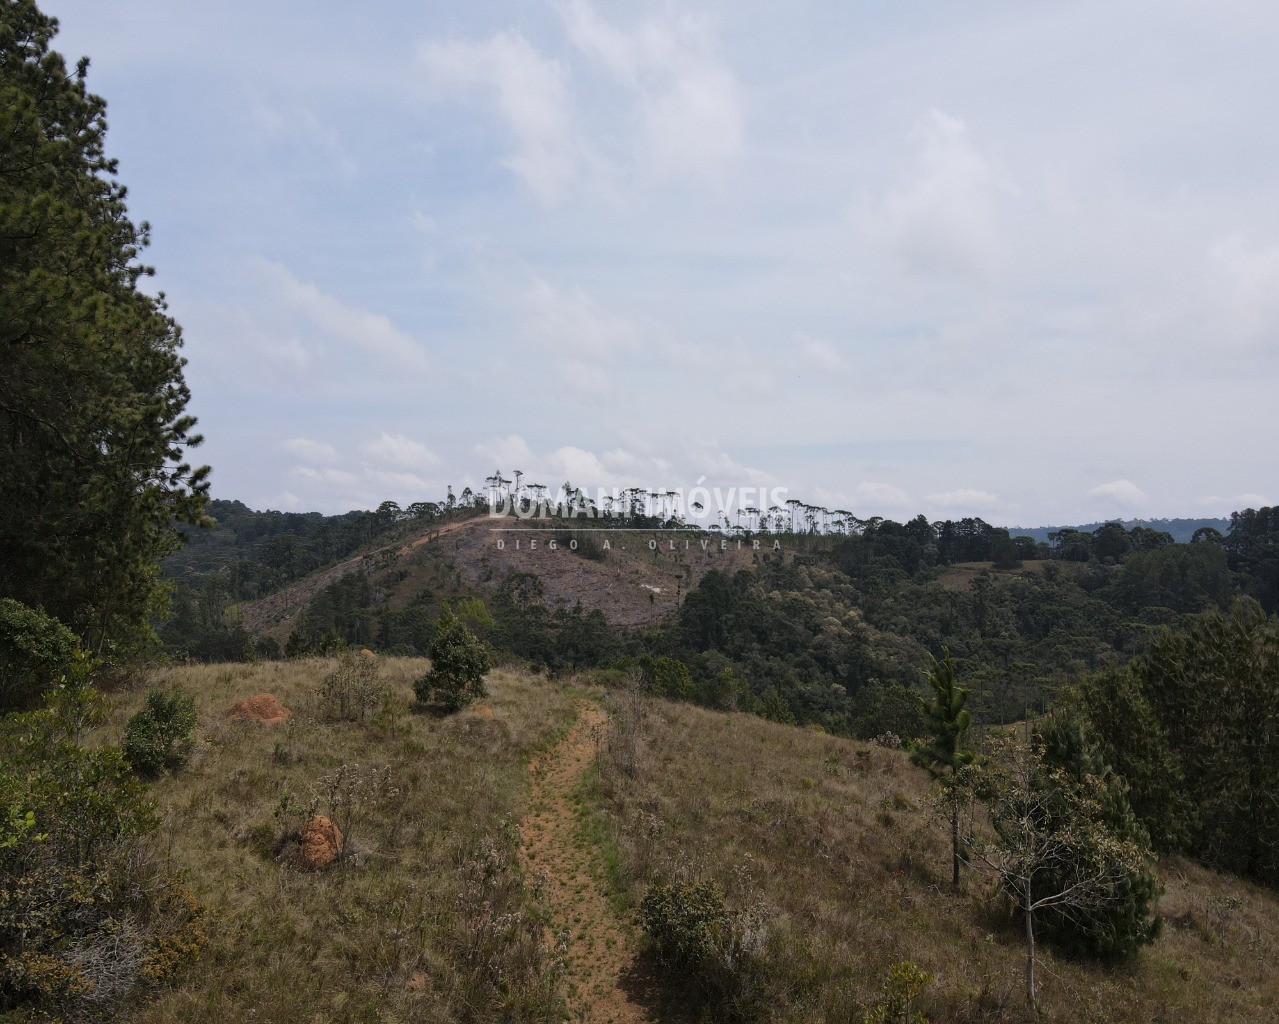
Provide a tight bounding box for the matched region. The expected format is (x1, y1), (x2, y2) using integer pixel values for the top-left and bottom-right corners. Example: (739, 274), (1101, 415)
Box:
(910, 651), (974, 885)
(962, 732), (1155, 1008)
(0, 1), (210, 663)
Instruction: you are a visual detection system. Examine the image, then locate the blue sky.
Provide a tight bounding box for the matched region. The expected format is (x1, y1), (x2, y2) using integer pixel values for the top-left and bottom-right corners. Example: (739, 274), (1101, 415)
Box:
(45, 0), (1278, 524)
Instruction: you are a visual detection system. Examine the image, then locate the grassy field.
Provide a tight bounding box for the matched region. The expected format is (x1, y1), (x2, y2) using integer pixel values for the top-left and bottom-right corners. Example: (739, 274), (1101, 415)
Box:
(89, 661), (1279, 1023)
(587, 696), (1279, 1023)
(102, 658), (579, 1023)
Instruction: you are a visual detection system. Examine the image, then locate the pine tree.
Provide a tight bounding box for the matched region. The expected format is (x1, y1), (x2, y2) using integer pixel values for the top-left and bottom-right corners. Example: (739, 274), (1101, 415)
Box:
(414, 605), (492, 712)
(0, 1), (210, 668)
(910, 651), (975, 885)
(1082, 598), (1279, 884)
(1033, 712), (1161, 959)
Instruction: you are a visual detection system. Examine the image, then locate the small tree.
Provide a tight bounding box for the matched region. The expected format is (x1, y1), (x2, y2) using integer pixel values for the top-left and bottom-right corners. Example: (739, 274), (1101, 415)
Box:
(414, 605), (491, 711)
(961, 732), (1152, 1008)
(910, 652), (975, 885)
(316, 650), (380, 722)
(1033, 712), (1161, 959)
(123, 687), (198, 774)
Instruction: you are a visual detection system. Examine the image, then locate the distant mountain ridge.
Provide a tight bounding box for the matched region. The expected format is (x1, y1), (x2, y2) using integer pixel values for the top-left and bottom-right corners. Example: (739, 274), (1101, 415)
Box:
(1004, 517), (1229, 544)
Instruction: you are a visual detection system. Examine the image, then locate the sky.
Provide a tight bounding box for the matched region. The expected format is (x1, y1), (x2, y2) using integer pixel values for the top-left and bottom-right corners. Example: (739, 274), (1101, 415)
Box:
(43, 0), (1279, 526)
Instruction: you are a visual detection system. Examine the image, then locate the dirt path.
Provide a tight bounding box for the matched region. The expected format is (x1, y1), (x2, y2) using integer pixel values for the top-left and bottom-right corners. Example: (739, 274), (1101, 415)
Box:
(521, 703), (654, 1023)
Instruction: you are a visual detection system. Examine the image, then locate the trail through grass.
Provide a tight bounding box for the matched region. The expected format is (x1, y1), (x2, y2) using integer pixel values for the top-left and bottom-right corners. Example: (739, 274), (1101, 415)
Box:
(520, 703), (657, 1023)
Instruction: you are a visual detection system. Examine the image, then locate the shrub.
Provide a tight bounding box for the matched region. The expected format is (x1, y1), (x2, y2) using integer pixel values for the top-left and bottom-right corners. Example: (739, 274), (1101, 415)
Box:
(0, 686), (205, 1016)
(316, 650), (380, 722)
(123, 688), (198, 774)
(452, 596), (494, 637)
(0, 598), (88, 712)
(640, 880), (763, 1010)
(1031, 712), (1161, 959)
(863, 960), (931, 1024)
(414, 605), (492, 711)
(638, 655), (695, 701)
(642, 880), (734, 967)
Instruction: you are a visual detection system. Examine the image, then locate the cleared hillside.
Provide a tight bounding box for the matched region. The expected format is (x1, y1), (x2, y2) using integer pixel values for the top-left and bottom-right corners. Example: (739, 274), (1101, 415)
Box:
(238, 517), (766, 642)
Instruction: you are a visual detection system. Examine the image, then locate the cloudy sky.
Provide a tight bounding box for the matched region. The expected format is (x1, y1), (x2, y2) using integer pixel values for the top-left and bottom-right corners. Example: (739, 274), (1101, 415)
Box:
(46, 0), (1278, 525)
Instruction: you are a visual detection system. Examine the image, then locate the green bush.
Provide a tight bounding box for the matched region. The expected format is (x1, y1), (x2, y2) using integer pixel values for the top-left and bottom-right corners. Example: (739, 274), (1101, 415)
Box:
(638, 654), (695, 701)
(642, 880), (734, 966)
(1032, 711), (1161, 959)
(123, 689), (198, 774)
(863, 960), (931, 1024)
(414, 605), (492, 711)
(452, 597), (494, 637)
(1, 686), (205, 1015)
(0, 598), (88, 712)
(640, 880), (762, 1010)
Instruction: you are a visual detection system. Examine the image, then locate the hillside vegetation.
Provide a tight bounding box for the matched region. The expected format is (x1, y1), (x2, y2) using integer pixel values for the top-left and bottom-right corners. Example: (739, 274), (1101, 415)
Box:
(160, 500), (1279, 735)
(30, 658), (1278, 1023)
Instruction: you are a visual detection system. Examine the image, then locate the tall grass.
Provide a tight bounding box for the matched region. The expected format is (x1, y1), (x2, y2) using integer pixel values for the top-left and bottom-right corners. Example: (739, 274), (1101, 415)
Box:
(587, 697), (1279, 1023)
(101, 658), (578, 1023)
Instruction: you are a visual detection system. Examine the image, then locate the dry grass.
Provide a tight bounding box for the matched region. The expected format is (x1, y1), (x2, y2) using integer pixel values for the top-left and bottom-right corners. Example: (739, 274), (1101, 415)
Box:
(587, 697), (1279, 1023)
(83, 664), (1279, 1022)
(98, 658), (579, 1023)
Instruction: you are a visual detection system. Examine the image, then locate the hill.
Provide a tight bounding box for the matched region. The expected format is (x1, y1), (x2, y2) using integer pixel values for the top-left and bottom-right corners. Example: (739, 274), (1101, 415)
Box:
(235, 515), (763, 642)
(158, 499), (1279, 733)
(1004, 517), (1228, 544)
(93, 659), (1279, 1023)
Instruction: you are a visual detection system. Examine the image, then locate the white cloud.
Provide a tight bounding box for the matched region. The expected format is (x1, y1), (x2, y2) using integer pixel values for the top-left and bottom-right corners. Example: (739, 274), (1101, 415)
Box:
(871, 109), (1016, 281)
(409, 209), (436, 234)
(419, 32), (579, 202)
(365, 468), (434, 495)
(249, 102), (356, 177)
(525, 277), (635, 357)
(361, 432), (440, 471)
(1088, 479), (1147, 507)
(290, 466), (360, 488)
(521, 277), (642, 395)
(798, 335), (845, 372)
(1235, 492), (1270, 509)
(559, 1), (744, 180)
(473, 434), (537, 474)
(280, 437), (340, 464)
(639, 61), (743, 180)
(851, 481), (912, 512)
(1206, 234), (1279, 349)
(417, 5), (742, 200)
(927, 488), (1002, 512)
(258, 259), (430, 374)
